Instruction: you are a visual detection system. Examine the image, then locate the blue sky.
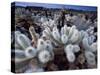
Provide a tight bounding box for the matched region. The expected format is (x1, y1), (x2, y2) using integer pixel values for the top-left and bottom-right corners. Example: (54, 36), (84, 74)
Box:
(14, 2), (97, 11)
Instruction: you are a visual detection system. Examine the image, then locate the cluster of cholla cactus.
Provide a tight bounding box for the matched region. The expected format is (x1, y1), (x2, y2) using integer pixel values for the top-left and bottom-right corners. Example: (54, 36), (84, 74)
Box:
(12, 23), (97, 73)
(12, 7), (97, 73)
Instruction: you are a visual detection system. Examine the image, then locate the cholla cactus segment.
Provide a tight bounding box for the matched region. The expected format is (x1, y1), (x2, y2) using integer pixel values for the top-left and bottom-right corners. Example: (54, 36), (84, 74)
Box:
(45, 40), (53, 52)
(64, 44), (74, 63)
(37, 39), (54, 62)
(38, 50), (51, 64)
(64, 44), (74, 53)
(84, 51), (95, 61)
(63, 25), (68, 34)
(82, 37), (90, 50)
(15, 41), (23, 50)
(17, 33), (31, 50)
(61, 27), (64, 35)
(79, 30), (85, 39)
(37, 38), (45, 51)
(86, 59), (96, 66)
(48, 19), (56, 28)
(44, 27), (51, 36)
(79, 30), (89, 42)
(84, 51), (96, 65)
(68, 25), (76, 38)
(66, 51), (75, 63)
(61, 34), (68, 44)
(52, 26), (61, 42)
(12, 49), (26, 58)
(45, 40), (54, 60)
(14, 31), (24, 49)
(67, 27), (71, 33)
(64, 44), (80, 62)
(86, 26), (94, 35)
(82, 33), (97, 52)
(61, 25), (69, 36)
(15, 31), (21, 37)
(90, 42), (97, 52)
(25, 46), (37, 58)
(42, 27), (51, 39)
(69, 29), (80, 43)
(61, 26), (71, 36)
(88, 35), (95, 45)
(73, 45), (80, 53)
(15, 31), (21, 41)
(29, 26), (37, 40)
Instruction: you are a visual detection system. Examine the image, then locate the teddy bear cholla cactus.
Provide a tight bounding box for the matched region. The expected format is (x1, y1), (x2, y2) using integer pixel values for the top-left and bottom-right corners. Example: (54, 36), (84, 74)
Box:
(27, 26), (54, 64)
(11, 31), (40, 73)
(82, 32), (97, 67)
(13, 25), (54, 72)
(12, 22), (97, 72)
(14, 31), (37, 62)
(37, 38), (54, 64)
(44, 23), (97, 65)
(64, 44), (80, 62)
(43, 24), (82, 62)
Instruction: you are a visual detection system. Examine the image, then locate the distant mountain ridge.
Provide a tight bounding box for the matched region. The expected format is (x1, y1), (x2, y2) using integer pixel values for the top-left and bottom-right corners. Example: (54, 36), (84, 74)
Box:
(12, 2), (97, 12)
